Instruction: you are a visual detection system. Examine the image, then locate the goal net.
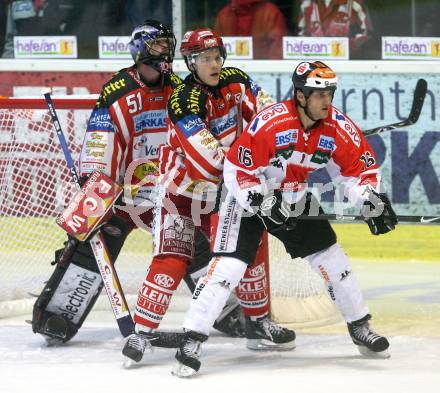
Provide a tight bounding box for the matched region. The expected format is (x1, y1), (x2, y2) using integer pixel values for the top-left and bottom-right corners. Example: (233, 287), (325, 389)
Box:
(0, 96), (339, 327)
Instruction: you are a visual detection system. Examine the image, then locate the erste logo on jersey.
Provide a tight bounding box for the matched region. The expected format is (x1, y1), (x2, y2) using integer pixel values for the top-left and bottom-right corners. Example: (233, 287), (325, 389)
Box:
(275, 129), (298, 147)
(334, 111), (361, 147)
(133, 109), (166, 134)
(250, 103), (289, 134)
(318, 135), (335, 151)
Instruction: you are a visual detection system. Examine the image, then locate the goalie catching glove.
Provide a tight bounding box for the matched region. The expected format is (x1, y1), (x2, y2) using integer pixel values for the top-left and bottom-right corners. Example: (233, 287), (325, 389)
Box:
(361, 190), (398, 235)
(249, 190), (296, 232)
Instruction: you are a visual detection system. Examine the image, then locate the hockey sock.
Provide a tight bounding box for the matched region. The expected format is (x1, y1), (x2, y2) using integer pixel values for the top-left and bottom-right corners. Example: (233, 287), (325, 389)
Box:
(307, 243), (369, 323)
(134, 255), (189, 330)
(236, 259), (270, 319)
(183, 256), (248, 336)
(236, 233), (270, 319)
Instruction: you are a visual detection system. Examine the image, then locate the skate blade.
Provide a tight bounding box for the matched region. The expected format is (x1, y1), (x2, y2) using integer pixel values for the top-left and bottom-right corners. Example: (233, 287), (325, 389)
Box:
(357, 345), (390, 359)
(122, 356), (140, 369)
(171, 362), (198, 378)
(43, 336), (65, 347)
(246, 338), (296, 351)
(122, 347), (154, 369)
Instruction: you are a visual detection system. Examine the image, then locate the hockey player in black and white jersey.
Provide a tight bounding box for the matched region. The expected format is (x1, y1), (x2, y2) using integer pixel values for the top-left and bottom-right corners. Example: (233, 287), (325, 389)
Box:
(30, 20), (245, 345)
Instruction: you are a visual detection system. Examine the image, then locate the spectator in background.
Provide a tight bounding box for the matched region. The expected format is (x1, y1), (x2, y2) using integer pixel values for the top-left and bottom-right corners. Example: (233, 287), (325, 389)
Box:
(297, 0), (372, 57)
(124, 0), (172, 28)
(215, 0), (288, 59)
(0, 1), (9, 56)
(1, 0), (82, 58)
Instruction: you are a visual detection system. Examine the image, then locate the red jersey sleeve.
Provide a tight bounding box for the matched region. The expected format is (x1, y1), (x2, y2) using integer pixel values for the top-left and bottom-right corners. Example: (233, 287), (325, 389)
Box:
(327, 108), (381, 207)
(224, 113), (275, 209)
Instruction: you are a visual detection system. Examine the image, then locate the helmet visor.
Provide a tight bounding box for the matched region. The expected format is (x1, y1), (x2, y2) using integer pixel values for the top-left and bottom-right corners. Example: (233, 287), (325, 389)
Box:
(190, 48), (225, 66)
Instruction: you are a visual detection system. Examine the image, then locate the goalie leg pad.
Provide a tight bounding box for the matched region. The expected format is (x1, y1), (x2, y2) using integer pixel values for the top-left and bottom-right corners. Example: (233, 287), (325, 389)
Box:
(306, 243), (369, 323)
(183, 256), (248, 336)
(32, 214), (130, 342)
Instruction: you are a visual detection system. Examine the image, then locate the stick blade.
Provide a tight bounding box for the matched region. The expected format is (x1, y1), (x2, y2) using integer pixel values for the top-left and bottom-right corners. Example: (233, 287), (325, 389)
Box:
(408, 78), (428, 124)
(117, 315), (135, 337)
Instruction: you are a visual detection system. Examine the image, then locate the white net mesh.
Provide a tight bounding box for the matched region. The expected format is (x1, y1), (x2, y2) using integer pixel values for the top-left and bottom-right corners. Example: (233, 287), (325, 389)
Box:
(0, 97), (339, 327)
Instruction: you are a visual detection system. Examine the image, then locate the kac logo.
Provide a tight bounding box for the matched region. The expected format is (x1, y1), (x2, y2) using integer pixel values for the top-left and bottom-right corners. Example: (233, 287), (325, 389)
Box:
(154, 273), (175, 288)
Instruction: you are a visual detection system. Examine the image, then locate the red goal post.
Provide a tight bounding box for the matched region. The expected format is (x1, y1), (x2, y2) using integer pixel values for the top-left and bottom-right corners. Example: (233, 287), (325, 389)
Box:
(0, 95), (339, 327)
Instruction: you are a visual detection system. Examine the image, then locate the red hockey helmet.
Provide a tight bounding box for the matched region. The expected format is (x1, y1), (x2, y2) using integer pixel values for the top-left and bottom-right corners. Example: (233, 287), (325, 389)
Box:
(180, 28), (226, 68)
(292, 61), (338, 98)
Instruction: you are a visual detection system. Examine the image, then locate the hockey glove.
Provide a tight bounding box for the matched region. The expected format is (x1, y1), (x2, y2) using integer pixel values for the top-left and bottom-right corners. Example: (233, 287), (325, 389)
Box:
(249, 190), (296, 232)
(361, 190), (398, 235)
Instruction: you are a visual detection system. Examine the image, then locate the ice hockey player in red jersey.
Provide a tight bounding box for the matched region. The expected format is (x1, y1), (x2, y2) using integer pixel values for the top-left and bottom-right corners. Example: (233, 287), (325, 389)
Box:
(122, 28), (296, 365)
(297, 0), (372, 56)
(31, 20), (242, 345)
(172, 60), (397, 377)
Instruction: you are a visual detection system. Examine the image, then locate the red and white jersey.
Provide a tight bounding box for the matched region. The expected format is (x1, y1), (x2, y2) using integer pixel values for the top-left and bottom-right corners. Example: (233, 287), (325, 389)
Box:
(224, 99), (381, 210)
(160, 67), (261, 200)
(79, 66), (182, 205)
(298, 0), (371, 38)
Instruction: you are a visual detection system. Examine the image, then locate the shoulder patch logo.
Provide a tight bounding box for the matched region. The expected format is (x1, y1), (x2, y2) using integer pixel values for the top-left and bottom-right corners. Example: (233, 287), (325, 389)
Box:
(250, 103), (289, 134)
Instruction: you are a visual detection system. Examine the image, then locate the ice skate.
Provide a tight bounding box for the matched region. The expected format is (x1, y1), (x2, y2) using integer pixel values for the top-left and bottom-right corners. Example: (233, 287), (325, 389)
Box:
(172, 331), (208, 378)
(348, 314), (390, 358)
(122, 331), (154, 368)
(245, 316), (296, 351)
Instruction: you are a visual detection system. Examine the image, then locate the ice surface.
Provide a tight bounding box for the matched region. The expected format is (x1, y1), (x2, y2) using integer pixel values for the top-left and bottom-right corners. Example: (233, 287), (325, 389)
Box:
(2, 259), (440, 393)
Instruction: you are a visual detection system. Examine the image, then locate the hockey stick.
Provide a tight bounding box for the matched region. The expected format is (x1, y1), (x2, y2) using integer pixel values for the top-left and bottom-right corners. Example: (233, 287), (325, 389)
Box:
(295, 213), (440, 224)
(44, 93), (135, 337)
(363, 78), (427, 137)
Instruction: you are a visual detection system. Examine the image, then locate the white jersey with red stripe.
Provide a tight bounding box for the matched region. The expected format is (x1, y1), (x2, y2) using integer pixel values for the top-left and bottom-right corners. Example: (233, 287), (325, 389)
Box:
(160, 67), (261, 200)
(224, 99), (381, 210)
(79, 66), (183, 205)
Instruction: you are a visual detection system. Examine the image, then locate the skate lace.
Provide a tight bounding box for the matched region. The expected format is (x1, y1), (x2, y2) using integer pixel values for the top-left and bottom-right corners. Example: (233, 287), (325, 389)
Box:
(353, 323), (382, 343)
(261, 318), (284, 336)
(182, 338), (202, 359)
(127, 333), (149, 353)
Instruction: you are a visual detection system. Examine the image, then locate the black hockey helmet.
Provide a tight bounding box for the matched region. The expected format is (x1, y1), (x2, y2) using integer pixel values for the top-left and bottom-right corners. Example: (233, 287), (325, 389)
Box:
(128, 19), (176, 74)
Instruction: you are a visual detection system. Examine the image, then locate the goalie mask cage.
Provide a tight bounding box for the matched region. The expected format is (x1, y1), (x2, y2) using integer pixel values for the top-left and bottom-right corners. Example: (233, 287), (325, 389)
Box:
(0, 96), (339, 327)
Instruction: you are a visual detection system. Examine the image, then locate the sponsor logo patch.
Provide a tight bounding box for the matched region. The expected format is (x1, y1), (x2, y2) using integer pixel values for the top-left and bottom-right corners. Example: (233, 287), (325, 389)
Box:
(311, 150), (331, 164)
(250, 103), (288, 133)
(296, 62), (310, 75)
(334, 110), (360, 147)
(318, 135), (335, 151)
(46, 264), (101, 324)
(154, 273), (175, 288)
(275, 146), (294, 159)
(249, 264), (265, 277)
(178, 114), (205, 137)
(133, 110), (166, 133)
(161, 215), (195, 257)
(275, 129), (298, 147)
(87, 108), (115, 132)
(210, 108), (237, 136)
(132, 132), (165, 158)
